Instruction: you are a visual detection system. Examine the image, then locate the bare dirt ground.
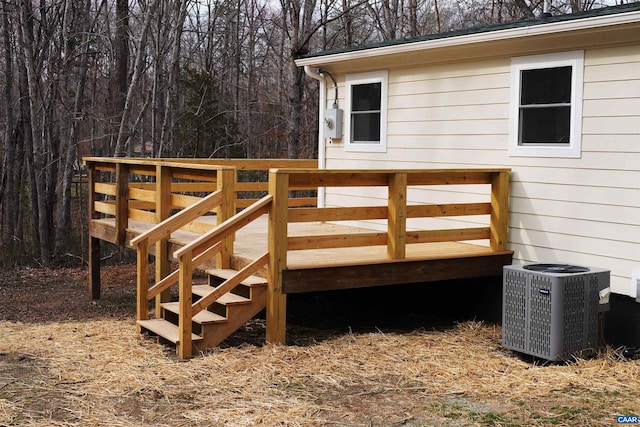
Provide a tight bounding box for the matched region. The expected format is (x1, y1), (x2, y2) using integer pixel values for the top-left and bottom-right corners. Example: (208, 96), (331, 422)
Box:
(1, 264), (639, 426)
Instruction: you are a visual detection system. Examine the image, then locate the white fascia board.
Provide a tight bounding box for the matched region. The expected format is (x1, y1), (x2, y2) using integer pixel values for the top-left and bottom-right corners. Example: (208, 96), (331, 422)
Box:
(295, 11), (640, 67)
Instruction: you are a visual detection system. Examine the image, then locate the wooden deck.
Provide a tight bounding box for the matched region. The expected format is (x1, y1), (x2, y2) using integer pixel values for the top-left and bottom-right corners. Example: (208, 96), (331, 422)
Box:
(84, 158), (513, 358)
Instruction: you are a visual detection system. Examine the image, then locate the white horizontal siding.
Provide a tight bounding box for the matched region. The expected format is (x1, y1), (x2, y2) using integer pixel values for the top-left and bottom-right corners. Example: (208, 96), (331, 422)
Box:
(387, 120), (508, 137)
(510, 166), (640, 189)
(510, 213), (639, 248)
(583, 80), (640, 100)
(582, 134), (640, 152)
(510, 181), (640, 208)
(510, 198), (640, 225)
(388, 104), (509, 122)
(582, 116), (640, 135)
(323, 44), (640, 297)
(583, 61), (640, 82)
(510, 228), (638, 261)
(583, 98), (639, 117)
(388, 88), (509, 108)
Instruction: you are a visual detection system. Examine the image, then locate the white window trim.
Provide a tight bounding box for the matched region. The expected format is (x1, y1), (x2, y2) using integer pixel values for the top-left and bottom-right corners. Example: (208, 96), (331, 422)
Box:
(508, 51), (584, 158)
(344, 70), (388, 153)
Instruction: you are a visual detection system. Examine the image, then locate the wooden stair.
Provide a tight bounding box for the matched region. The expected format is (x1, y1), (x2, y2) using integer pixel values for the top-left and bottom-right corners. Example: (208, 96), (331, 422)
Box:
(138, 268), (267, 354)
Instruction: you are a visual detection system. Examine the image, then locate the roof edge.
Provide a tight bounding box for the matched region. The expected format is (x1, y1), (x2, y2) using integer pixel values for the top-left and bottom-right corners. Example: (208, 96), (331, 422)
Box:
(295, 3), (640, 67)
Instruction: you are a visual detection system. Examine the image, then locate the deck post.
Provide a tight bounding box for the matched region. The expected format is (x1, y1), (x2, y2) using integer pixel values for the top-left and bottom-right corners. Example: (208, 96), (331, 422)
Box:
(87, 163), (101, 299)
(266, 169), (288, 345)
(114, 163), (129, 246)
(216, 167), (236, 269)
(178, 251), (193, 359)
(490, 170), (510, 252)
(155, 164), (172, 314)
(136, 239), (149, 328)
(387, 172), (407, 259)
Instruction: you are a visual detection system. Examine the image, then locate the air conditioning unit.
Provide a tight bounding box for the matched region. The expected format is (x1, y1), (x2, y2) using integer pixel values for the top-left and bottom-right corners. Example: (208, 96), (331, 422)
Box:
(502, 263), (609, 361)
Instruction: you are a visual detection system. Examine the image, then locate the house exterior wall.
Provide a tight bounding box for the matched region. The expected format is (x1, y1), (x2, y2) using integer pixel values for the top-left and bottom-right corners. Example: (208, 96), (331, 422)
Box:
(321, 44), (640, 297)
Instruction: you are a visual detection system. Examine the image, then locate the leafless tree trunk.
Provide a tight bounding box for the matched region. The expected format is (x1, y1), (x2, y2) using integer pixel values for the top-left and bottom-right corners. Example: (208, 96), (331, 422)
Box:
(158, 0), (189, 157)
(17, 0), (54, 262)
(113, 0), (129, 156)
(1, 0), (16, 246)
(54, 0), (104, 255)
(113, 0), (159, 158)
(281, 0), (318, 159)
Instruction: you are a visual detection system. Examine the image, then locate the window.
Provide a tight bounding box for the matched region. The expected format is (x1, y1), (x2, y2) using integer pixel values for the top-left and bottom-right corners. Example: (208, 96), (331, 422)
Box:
(345, 71), (388, 152)
(509, 51), (584, 158)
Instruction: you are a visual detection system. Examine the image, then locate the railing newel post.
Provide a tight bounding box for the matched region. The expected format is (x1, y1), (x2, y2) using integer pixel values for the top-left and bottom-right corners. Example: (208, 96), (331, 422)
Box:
(388, 172), (407, 259)
(266, 169), (288, 345)
(216, 167), (236, 269)
(178, 251), (193, 359)
(490, 170), (510, 252)
(155, 164), (172, 315)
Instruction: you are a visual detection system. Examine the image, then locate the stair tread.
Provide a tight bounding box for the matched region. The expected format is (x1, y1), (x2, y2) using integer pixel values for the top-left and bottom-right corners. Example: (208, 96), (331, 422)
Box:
(161, 302), (228, 324)
(138, 319), (202, 344)
(206, 268), (267, 286)
(192, 285), (252, 304)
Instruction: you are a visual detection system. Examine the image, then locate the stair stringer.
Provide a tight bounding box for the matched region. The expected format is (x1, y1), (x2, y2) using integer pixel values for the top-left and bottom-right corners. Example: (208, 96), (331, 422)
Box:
(194, 286), (267, 351)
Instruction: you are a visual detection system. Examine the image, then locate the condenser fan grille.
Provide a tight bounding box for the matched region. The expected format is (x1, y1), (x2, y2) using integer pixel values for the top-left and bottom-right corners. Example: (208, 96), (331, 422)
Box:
(523, 263), (590, 274)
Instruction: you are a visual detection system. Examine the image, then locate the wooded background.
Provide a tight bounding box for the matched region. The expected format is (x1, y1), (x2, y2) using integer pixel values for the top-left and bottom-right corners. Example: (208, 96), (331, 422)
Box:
(0, 0), (616, 264)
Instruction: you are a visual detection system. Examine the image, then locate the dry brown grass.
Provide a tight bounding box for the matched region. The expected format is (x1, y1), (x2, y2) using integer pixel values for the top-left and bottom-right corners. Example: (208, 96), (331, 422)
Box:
(1, 318), (639, 426)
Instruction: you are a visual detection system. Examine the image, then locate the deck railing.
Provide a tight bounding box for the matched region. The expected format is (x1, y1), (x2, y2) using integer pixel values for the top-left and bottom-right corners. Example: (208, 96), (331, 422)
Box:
(264, 168), (510, 343)
(84, 157), (318, 245)
(84, 158), (317, 299)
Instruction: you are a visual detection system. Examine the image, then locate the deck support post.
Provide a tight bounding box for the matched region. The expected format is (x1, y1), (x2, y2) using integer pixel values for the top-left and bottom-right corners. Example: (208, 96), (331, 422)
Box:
(115, 163), (129, 246)
(89, 237), (101, 299)
(136, 239), (149, 328)
(387, 172), (407, 259)
(490, 170), (510, 252)
(178, 252), (193, 359)
(216, 168), (236, 269)
(266, 170), (288, 345)
(87, 163), (101, 299)
(155, 165), (172, 314)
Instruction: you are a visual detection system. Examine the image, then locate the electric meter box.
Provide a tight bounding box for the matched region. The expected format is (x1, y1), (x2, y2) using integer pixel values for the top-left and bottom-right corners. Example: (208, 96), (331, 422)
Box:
(323, 108), (343, 139)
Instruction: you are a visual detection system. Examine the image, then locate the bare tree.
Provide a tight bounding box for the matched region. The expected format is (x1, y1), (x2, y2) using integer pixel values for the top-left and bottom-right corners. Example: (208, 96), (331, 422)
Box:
(0, 0), (17, 247)
(54, 0), (107, 254)
(113, 0), (159, 158)
(157, 0), (190, 157)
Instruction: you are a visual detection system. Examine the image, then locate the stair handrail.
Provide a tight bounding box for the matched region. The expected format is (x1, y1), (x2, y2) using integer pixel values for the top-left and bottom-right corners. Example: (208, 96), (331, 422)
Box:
(134, 189), (224, 325)
(173, 194), (273, 358)
(146, 241), (222, 300)
(173, 194), (273, 260)
(130, 189), (223, 248)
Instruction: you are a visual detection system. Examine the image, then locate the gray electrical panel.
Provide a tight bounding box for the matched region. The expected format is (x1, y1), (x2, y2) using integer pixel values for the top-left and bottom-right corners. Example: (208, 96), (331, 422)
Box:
(502, 263), (609, 361)
(323, 108), (343, 139)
